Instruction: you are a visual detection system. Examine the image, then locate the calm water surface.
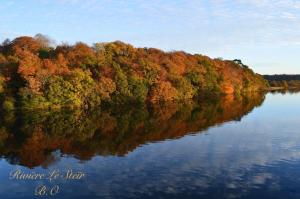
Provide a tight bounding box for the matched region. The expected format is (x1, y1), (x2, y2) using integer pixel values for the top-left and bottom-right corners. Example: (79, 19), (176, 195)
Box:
(0, 91), (300, 199)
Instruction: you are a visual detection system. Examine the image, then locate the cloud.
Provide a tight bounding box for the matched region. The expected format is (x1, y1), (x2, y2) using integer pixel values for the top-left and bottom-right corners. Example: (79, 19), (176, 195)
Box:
(1, 0), (299, 73)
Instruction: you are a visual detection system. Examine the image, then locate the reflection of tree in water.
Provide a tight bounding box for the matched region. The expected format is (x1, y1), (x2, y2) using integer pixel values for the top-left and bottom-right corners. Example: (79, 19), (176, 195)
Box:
(269, 89), (300, 95)
(0, 93), (265, 168)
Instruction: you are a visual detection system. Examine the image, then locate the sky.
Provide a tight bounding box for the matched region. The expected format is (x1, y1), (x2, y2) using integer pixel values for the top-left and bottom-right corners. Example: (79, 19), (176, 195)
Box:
(0, 0), (300, 74)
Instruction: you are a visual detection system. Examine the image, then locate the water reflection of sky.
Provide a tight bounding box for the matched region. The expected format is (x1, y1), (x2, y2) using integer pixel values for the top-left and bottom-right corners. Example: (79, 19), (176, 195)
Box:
(1, 92), (300, 199)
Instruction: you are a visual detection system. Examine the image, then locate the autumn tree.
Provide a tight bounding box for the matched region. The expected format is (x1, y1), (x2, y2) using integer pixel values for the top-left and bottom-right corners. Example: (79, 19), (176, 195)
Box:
(0, 36), (268, 110)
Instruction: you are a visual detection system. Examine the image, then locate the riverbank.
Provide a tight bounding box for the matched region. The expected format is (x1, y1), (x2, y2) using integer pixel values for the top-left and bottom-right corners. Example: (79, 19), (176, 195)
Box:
(268, 86), (300, 91)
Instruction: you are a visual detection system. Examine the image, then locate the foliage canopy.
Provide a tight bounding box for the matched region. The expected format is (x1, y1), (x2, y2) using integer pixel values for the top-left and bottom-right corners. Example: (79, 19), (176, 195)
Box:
(0, 35), (268, 110)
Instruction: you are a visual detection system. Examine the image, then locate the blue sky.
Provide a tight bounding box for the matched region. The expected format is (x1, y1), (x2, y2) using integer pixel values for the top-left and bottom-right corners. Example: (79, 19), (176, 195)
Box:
(0, 0), (300, 74)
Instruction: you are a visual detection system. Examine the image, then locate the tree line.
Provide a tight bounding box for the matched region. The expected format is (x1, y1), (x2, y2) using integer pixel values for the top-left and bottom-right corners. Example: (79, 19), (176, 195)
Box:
(264, 75), (300, 88)
(0, 34), (268, 110)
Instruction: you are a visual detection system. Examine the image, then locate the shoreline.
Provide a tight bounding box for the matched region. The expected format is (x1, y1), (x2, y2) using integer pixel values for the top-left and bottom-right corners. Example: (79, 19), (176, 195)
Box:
(268, 87), (300, 91)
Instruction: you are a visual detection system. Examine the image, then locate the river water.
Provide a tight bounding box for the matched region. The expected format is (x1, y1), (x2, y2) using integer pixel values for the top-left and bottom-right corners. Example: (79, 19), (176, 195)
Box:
(0, 91), (299, 199)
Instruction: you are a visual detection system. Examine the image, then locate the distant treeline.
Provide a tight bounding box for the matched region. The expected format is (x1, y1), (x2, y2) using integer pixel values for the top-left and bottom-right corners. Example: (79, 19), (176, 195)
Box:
(264, 75), (300, 88)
